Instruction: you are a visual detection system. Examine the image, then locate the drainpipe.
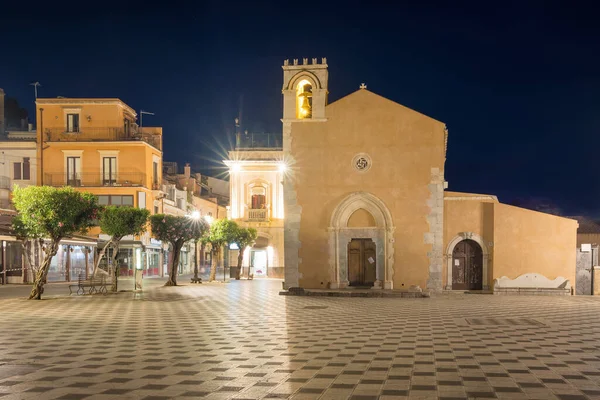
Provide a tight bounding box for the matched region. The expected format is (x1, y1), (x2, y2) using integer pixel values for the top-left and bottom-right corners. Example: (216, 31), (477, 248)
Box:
(591, 247), (595, 296)
(39, 108), (44, 185)
(2, 241), (6, 285)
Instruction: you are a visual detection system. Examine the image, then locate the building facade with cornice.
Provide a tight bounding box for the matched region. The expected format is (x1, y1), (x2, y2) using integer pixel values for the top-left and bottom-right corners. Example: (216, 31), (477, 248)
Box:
(35, 98), (165, 281)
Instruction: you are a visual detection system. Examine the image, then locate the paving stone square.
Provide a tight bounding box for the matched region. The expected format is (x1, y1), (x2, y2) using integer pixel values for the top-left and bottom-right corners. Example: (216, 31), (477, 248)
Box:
(1, 280), (600, 399)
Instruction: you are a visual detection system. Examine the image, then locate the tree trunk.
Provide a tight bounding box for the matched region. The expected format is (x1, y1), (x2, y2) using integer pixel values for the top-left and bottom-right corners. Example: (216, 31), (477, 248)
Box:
(200, 242), (205, 272)
(28, 240), (59, 300)
(166, 241), (182, 286)
(192, 240), (199, 281)
(236, 251), (243, 280)
(20, 240), (36, 277)
(209, 246), (218, 282)
(110, 240), (121, 292)
(93, 238), (113, 278)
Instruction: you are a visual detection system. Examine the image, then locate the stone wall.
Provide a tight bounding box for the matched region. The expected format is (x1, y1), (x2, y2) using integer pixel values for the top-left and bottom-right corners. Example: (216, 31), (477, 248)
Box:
(425, 167), (445, 292)
(576, 247), (597, 295)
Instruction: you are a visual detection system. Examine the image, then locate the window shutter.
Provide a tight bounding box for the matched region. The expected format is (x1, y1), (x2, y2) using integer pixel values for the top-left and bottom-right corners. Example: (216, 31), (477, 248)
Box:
(13, 163), (21, 180)
(23, 158), (30, 180)
(138, 191), (146, 209)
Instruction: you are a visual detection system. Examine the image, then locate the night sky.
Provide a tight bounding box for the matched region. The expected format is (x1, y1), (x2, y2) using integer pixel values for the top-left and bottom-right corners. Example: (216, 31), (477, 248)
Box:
(1, 1), (599, 216)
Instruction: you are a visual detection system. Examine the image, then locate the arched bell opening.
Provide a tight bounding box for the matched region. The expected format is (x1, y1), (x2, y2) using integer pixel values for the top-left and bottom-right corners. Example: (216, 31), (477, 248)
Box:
(296, 79), (313, 119)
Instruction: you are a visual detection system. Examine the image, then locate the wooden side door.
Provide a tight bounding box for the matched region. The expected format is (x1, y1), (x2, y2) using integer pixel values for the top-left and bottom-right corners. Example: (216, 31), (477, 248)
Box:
(363, 240), (377, 286)
(452, 239), (483, 290)
(348, 239), (362, 285)
(348, 239), (377, 286)
(452, 241), (468, 290)
(466, 240), (483, 290)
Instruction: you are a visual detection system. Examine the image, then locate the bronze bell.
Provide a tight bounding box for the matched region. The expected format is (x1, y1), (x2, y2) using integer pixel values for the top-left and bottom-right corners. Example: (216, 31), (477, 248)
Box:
(298, 92), (313, 117)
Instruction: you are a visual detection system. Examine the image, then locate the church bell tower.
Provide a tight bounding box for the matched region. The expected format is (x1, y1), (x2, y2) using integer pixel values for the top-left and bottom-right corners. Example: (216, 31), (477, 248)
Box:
(282, 58), (328, 121)
(281, 57), (328, 290)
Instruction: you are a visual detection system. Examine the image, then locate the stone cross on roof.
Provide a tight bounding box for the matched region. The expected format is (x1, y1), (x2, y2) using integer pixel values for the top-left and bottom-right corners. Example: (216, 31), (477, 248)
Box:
(360, 83), (367, 89)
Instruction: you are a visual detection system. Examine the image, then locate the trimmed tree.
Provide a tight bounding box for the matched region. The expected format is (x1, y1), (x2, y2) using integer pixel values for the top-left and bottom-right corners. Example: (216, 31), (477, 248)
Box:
(99, 206), (150, 292)
(206, 219), (239, 282)
(233, 227), (257, 279)
(12, 186), (99, 300)
(150, 214), (208, 286)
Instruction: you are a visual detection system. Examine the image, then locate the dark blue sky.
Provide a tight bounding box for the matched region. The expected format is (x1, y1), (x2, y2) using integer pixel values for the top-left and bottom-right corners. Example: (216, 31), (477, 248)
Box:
(1, 1), (599, 216)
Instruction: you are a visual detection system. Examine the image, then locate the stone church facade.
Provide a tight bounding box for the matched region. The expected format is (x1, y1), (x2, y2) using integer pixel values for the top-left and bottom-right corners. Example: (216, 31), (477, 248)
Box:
(278, 58), (577, 292)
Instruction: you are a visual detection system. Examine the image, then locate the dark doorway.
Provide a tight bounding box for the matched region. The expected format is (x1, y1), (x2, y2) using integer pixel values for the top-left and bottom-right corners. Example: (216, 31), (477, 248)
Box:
(452, 239), (483, 290)
(348, 239), (376, 287)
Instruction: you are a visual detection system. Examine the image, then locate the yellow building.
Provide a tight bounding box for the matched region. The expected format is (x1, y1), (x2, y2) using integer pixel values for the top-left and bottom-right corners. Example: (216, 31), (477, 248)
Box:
(35, 98), (164, 280)
(280, 58), (577, 293)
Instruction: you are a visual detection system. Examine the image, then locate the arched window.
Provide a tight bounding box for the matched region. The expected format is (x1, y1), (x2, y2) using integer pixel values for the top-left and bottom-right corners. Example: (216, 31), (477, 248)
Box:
(296, 79), (313, 119)
(250, 186), (266, 209)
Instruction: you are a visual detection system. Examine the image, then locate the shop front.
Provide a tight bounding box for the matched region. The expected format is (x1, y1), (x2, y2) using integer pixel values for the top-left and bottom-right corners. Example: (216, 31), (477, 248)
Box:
(46, 238), (97, 282)
(145, 239), (162, 277)
(162, 242), (193, 277)
(97, 237), (163, 278)
(2, 240), (25, 284)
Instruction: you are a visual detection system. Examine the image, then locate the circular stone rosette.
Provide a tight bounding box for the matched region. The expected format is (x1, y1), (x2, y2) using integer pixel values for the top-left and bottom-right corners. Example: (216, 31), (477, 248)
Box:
(352, 153), (372, 173)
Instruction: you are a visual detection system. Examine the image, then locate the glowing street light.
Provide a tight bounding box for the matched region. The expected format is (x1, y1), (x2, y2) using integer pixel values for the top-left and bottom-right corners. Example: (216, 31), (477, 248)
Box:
(278, 162), (287, 173)
(191, 210), (200, 220)
(204, 215), (214, 225)
(231, 163), (241, 173)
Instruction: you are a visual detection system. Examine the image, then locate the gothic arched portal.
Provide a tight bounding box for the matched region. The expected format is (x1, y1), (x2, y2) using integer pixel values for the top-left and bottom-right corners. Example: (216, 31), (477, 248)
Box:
(328, 192), (395, 289)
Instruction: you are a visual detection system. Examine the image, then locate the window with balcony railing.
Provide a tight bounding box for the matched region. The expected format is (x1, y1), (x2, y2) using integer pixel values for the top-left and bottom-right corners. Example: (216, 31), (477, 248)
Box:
(66, 114), (80, 133)
(44, 171), (146, 188)
(44, 125), (162, 150)
(13, 158), (31, 181)
(247, 208), (268, 221)
(251, 194), (266, 209)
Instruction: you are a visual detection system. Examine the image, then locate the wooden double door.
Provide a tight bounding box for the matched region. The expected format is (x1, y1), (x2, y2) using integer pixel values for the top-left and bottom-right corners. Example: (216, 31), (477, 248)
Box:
(348, 239), (376, 287)
(452, 239), (483, 290)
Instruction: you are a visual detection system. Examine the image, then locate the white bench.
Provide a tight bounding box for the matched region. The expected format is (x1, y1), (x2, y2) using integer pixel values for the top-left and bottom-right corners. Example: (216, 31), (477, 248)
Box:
(493, 273), (571, 296)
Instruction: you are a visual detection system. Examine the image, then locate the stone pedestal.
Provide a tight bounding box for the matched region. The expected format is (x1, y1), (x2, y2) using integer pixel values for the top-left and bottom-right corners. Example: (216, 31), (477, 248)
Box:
(134, 268), (143, 291)
(408, 285), (423, 293)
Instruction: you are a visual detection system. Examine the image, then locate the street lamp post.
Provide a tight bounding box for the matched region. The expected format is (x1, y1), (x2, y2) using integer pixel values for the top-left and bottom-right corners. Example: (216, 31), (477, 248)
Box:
(139, 110), (154, 131)
(39, 108), (45, 185)
(30, 82), (41, 99)
(190, 211), (202, 284)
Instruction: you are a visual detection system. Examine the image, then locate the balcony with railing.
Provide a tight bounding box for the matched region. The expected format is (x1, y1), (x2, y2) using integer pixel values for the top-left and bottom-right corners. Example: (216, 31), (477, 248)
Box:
(43, 126), (162, 150)
(235, 133), (282, 150)
(44, 172), (146, 188)
(246, 208), (269, 222)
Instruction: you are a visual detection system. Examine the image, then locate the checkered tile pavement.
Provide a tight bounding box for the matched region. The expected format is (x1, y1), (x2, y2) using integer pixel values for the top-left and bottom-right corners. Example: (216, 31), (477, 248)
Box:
(1, 281), (600, 399)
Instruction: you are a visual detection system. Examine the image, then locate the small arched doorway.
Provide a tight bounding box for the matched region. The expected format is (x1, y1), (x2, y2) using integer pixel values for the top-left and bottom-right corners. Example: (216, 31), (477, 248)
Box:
(328, 192), (395, 289)
(451, 239), (483, 290)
